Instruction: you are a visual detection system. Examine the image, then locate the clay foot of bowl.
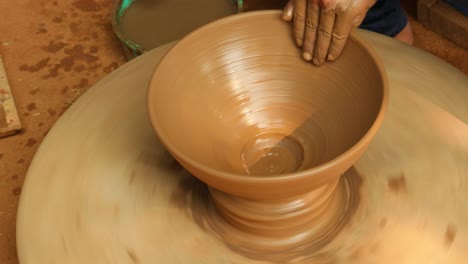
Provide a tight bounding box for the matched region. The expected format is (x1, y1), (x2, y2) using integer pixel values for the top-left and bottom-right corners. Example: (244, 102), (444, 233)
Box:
(205, 168), (361, 262)
(148, 11), (388, 262)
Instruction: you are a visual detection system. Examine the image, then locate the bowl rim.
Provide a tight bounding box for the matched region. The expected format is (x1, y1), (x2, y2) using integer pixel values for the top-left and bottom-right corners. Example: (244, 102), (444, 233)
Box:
(147, 10), (389, 183)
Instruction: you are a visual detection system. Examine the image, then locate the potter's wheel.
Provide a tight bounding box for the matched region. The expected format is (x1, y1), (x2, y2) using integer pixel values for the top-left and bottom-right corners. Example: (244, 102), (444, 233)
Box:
(17, 29), (468, 263)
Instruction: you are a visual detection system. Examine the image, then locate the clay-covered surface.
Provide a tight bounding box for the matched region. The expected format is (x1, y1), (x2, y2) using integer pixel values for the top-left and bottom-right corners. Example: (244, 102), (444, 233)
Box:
(17, 30), (468, 263)
(0, 0), (467, 263)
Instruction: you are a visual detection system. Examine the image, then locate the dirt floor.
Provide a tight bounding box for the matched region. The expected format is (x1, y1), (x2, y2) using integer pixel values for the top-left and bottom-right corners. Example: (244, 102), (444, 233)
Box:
(0, 0), (466, 263)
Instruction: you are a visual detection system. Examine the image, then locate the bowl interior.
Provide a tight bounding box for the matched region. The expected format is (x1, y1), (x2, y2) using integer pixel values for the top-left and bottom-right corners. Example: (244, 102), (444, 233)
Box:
(148, 11), (385, 177)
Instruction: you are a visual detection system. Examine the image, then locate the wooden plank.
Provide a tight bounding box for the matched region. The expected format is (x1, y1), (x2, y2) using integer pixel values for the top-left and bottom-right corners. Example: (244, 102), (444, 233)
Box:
(0, 54), (22, 138)
(417, 0), (468, 49)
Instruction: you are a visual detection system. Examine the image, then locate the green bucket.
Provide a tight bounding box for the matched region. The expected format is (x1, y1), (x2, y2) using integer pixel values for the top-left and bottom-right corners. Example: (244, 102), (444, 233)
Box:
(112, 0), (242, 60)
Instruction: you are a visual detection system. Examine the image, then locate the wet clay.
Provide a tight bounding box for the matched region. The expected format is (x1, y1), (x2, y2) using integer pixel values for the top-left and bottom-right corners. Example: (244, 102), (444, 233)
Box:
(205, 170), (362, 262)
(117, 0), (237, 51)
(16, 27), (468, 264)
(170, 167), (361, 262)
(147, 11), (388, 257)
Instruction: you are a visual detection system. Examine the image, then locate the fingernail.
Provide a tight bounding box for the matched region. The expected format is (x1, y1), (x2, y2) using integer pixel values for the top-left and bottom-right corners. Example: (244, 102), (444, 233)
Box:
(282, 9), (292, 21)
(303, 52), (312, 61)
(296, 39), (303, 47)
(313, 58), (320, 65)
(327, 54), (334, 61)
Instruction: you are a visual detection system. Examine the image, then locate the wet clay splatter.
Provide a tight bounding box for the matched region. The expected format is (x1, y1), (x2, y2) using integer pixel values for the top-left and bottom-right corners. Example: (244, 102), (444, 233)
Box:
(445, 224), (457, 247)
(19, 58), (50, 72)
(89, 45), (99, 53)
(26, 103), (37, 112)
(48, 109), (57, 116)
(12, 187), (22, 196)
(91, 32), (99, 40)
(26, 138), (38, 147)
(87, 63), (102, 73)
(72, 0), (102, 12)
(43, 45), (99, 79)
(37, 28), (48, 34)
(29, 88), (40, 95)
(387, 173), (406, 193)
(52, 16), (63, 23)
(17, 159), (25, 164)
(0, 153), (3, 160)
(41, 41), (67, 53)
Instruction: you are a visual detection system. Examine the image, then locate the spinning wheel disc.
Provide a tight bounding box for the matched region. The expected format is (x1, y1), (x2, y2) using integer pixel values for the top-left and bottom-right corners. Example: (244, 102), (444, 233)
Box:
(17, 21), (468, 263)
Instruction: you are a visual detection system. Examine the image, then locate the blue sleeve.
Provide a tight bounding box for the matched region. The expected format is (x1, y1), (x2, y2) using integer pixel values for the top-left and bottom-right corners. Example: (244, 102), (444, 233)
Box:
(359, 0), (409, 37)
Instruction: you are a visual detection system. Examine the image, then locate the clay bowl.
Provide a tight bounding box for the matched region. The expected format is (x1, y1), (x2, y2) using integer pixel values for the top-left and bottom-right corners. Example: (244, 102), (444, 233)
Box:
(148, 10), (387, 253)
(148, 10), (388, 199)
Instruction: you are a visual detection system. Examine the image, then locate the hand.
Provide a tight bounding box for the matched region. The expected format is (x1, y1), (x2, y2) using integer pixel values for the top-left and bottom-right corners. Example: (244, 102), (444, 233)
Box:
(282, 0), (375, 65)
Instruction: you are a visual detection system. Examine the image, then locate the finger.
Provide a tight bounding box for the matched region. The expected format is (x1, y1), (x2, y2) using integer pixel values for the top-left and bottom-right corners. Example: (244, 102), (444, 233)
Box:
(317, 0), (335, 11)
(326, 15), (354, 61)
(313, 8), (336, 65)
(282, 0), (294, 21)
(293, 0), (307, 47)
(301, 1), (319, 61)
(327, 13), (366, 61)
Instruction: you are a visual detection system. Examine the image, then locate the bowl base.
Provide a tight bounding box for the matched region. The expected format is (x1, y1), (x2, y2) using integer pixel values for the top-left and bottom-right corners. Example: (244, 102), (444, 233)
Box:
(241, 133), (304, 176)
(179, 168), (361, 263)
